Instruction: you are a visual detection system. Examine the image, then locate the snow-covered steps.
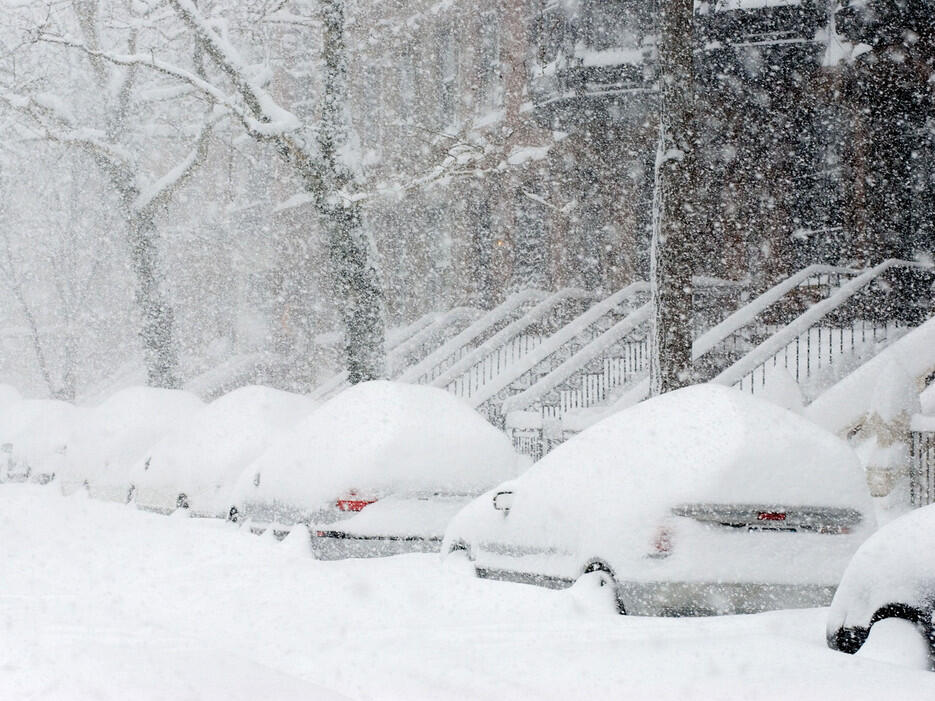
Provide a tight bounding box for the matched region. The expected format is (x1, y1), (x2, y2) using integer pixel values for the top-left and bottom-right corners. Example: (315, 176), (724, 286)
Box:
(433, 288), (595, 400)
(312, 306), (482, 401)
(307, 311), (444, 401)
(693, 264), (859, 380)
(500, 301), (652, 418)
(468, 282), (651, 423)
(498, 261), (932, 460)
(388, 307), (482, 376)
(185, 352), (291, 401)
(396, 289), (549, 384)
(715, 260), (932, 401)
(493, 265), (851, 452)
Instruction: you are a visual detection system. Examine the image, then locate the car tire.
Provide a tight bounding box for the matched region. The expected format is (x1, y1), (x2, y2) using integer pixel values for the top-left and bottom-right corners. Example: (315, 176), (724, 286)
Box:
(579, 561), (626, 615)
(834, 603), (931, 656)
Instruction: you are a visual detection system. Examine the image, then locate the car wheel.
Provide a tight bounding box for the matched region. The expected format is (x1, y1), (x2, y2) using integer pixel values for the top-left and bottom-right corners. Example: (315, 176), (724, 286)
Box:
(577, 561), (626, 615)
(833, 603), (930, 656)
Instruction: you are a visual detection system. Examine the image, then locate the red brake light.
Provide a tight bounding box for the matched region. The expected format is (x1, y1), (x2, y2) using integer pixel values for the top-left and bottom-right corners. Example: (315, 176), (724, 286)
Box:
(757, 512), (787, 522)
(336, 496), (377, 512)
(649, 526), (672, 558)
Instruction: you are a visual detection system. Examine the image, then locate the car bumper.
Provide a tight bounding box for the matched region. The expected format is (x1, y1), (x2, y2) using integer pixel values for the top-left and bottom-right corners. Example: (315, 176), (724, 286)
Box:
(475, 565), (836, 615)
(311, 530), (442, 560)
(616, 580), (837, 616)
(475, 566), (574, 590)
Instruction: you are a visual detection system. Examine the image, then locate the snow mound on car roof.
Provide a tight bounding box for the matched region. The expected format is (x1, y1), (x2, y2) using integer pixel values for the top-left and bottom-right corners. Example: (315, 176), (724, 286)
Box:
(59, 386), (205, 498)
(234, 381), (520, 512)
(131, 385), (317, 514)
(507, 384), (872, 557)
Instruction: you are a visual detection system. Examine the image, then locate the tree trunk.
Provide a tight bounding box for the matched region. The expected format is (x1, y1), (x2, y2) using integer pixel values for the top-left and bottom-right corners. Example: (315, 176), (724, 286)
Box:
(650, 0), (697, 396)
(315, 0), (385, 383)
(127, 213), (180, 388)
(321, 202), (385, 384)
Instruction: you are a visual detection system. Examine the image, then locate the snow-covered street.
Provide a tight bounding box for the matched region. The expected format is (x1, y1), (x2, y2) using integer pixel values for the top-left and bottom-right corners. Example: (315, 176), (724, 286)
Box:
(2, 484), (932, 701)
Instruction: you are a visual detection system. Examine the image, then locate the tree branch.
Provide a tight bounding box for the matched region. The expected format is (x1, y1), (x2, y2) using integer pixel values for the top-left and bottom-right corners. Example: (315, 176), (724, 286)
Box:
(0, 88), (134, 181)
(134, 107), (223, 216)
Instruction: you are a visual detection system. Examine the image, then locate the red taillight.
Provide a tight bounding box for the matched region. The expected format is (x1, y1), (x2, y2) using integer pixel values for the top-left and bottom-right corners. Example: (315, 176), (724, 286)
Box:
(650, 526), (672, 558)
(315, 530), (326, 537)
(336, 496), (377, 512)
(757, 512), (787, 522)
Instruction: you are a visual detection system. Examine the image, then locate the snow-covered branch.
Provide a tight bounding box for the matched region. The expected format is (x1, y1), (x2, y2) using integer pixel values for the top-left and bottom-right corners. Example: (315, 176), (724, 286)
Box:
(36, 33), (292, 141)
(134, 108), (223, 215)
(169, 0), (306, 140)
(0, 88), (132, 179)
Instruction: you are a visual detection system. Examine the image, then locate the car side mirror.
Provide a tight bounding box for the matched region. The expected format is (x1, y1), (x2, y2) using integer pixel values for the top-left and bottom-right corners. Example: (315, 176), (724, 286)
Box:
(493, 490), (514, 513)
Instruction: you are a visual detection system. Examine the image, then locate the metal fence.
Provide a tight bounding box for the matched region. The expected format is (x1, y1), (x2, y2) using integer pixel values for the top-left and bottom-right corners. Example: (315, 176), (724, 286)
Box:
(910, 430), (935, 507)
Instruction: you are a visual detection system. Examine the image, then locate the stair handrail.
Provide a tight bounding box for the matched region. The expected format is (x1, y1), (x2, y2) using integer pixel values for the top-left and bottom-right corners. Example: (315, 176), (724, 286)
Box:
(431, 287), (593, 390)
(713, 259), (927, 390)
(309, 307), (479, 400)
(396, 289), (548, 383)
(500, 301), (653, 414)
(693, 263), (860, 361)
(467, 281), (650, 409)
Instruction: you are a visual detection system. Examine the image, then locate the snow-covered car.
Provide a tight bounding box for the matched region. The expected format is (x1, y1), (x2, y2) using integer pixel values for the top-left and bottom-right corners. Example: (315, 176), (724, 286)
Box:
(129, 385), (316, 517)
(827, 505), (935, 658)
(443, 384), (875, 615)
(232, 380), (522, 558)
(58, 386), (204, 502)
(0, 398), (84, 484)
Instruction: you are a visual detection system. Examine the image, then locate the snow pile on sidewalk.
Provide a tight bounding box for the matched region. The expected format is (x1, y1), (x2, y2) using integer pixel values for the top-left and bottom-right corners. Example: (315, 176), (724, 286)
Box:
(234, 381), (520, 518)
(130, 385), (317, 515)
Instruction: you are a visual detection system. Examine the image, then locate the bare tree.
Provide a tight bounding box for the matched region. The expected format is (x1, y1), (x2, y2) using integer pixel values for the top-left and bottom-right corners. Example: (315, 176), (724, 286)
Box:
(164, 0), (386, 383)
(0, 1), (219, 388)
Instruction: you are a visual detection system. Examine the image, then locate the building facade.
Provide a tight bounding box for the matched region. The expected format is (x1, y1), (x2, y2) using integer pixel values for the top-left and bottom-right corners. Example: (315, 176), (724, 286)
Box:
(342, 0), (934, 320)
